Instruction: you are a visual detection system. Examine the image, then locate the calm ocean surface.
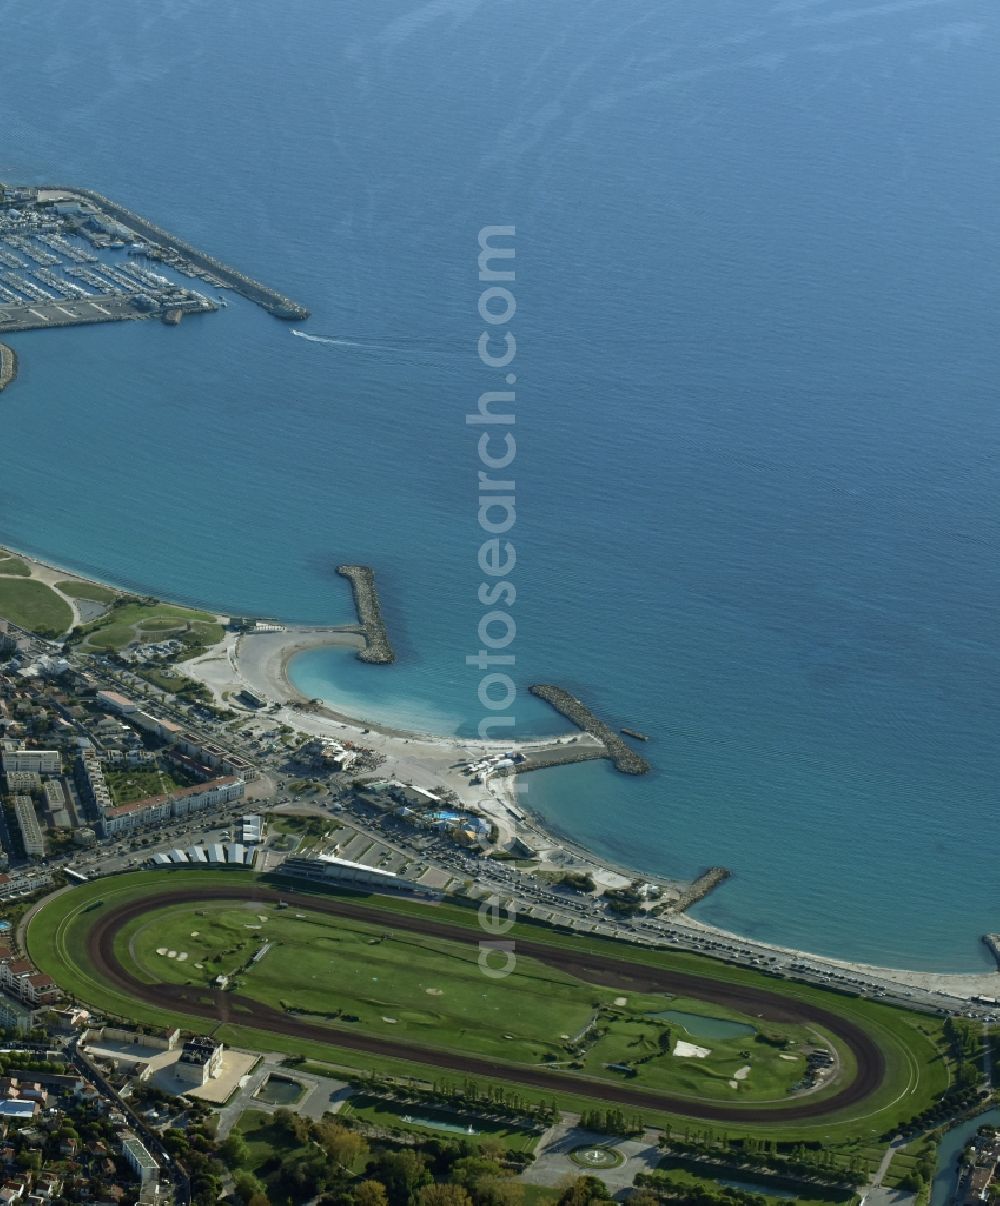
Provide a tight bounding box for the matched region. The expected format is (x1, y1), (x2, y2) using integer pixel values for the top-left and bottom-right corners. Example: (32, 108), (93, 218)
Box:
(1, 0), (997, 970)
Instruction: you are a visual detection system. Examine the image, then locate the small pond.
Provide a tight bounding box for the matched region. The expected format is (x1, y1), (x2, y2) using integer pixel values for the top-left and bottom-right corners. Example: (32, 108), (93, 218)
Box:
(648, 1009), (756, 1040)
(401, 1114), (480, 1135)
(255, 1076), (304, 1106)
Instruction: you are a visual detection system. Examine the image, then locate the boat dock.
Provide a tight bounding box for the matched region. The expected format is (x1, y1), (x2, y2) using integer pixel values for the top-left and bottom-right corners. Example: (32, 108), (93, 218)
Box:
(529, 684), (651, 775)
(336, 565), (395, 664)
(45, 185), (309, 320)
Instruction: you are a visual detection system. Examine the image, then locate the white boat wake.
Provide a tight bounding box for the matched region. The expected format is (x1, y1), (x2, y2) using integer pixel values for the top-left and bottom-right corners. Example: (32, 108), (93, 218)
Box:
(291, 330), (361, 348)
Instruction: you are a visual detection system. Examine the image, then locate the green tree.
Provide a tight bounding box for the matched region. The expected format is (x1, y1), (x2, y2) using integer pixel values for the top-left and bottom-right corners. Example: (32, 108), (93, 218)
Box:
(353, 1182), (390, 1206)
(556, 1176), (613, 1206)
(417, 1186), (474, 1206)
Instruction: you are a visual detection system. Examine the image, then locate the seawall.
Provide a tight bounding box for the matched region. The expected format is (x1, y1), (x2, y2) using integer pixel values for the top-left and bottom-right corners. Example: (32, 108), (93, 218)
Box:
(528, 684), (651, 775)
(336, 565), (395, 664)
(0, 342), (16, 392)
(44, 186), (309, 320)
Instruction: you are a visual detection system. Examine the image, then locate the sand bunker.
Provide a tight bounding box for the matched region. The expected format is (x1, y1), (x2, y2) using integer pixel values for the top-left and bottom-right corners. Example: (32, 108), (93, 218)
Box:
(156, 948), (167, 956)
(734, 1065), (750, 1080)
(425, 988), (443, 996)
(382, 1016), (398, 1024)
(166, 950), (177, 959)
(245, 924), (261, 929)
(190, 931), (200, 937)
(194, 963), (203, 970)
(177, 952), (188, 962)
(729, 1080), (738, 1089)
(779, 1054), (797, 1061)
(614, 996), (628, 1006)
(674, 1040), (711, 1059)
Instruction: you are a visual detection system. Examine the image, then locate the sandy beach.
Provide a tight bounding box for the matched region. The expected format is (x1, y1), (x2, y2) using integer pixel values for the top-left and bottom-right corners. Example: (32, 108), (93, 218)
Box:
(3, 541), (997, 997)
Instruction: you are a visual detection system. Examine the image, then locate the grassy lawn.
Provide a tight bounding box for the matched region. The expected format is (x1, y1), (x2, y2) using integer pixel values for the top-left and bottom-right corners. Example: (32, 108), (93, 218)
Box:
(26, 871), (951, 1143)
(0, 554), (30, 577)
(648, 1164), (852, 1205)
(133, 666), (213, 700)
(77, 600), (224, 651)
(0, 578), (74, 634)
(236, 1109), (314, 1199)
(105, 768), (183, 805)
(56, 579), (117, 602)
(341, 1093), (540, 1152)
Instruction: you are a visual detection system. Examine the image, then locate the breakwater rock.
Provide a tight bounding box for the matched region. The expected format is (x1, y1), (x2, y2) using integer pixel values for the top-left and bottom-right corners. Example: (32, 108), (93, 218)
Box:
(528, 684), (651, 775)
(665, 866), (732, 913)
(336, 565), (395, 664)
(0, 342), (17, 392)
(983, 933), (1000, 969)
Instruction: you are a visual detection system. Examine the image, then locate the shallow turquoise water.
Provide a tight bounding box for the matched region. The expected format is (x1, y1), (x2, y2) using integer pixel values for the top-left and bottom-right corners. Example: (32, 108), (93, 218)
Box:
(1, 0), (998, 969)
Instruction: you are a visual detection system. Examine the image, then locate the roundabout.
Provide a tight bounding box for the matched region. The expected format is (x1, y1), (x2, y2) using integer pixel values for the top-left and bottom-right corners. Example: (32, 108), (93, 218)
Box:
(570, 1145), (625, 1170)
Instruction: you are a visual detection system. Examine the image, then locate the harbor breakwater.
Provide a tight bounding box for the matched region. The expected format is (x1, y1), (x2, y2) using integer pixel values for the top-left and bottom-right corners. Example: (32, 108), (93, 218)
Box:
(0, 342), (16, 392)
(46, 186), (310, 321)
(529, 684), (651, 774)
(336, 565), (395, 664)
(664, 867), (732, 914)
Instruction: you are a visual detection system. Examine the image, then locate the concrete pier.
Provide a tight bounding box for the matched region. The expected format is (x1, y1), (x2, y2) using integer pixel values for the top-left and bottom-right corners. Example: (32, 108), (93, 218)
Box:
(0, 342), (15, 392)
(528, 684), (651, 775)
(336, 565), (395, 664)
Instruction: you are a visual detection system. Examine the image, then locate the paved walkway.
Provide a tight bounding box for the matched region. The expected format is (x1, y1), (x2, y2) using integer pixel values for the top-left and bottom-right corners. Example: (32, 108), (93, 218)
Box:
(519, 1117), (661, 1196)
(215, 1055), (353, 1138)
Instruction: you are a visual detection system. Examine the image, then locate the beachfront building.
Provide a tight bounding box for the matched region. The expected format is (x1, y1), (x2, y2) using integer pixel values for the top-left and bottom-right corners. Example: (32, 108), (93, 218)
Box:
(13, 795), (45, 858)
(99, 775), (245, 836)
(0, 990), (41, 1035)
(95, 690), (138, 715)
(120, 1131), (160, 1187)
(1, 747), (60, 774)
(4, 770), (41, 794)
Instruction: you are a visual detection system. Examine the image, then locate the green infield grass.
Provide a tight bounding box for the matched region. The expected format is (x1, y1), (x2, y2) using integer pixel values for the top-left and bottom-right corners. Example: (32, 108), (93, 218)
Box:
(0, 578), (74, 634)
(27, 871), (951, 1142)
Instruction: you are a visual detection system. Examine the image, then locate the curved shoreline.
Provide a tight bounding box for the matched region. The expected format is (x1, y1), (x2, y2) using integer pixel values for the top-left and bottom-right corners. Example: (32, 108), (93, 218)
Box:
(4, 539), (999, 984)
(0, 341), (17, 392)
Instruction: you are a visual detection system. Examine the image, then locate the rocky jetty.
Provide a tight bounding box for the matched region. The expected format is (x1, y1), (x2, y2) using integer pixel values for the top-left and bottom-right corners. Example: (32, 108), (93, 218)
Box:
(666, 866), (732, 913)
(336, 565), (395, 664)
(0, 342), (16, 392)
(983, 933), (1000, 969)
(529, 684), (650, 775)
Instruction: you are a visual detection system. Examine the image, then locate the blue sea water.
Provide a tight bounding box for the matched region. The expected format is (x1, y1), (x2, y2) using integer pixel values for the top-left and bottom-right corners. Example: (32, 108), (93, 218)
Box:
(1, 0), (998, 970)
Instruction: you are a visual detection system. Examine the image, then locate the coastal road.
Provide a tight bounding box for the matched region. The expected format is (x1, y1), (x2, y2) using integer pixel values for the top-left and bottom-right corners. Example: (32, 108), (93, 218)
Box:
(81, 884), (888, 1124)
